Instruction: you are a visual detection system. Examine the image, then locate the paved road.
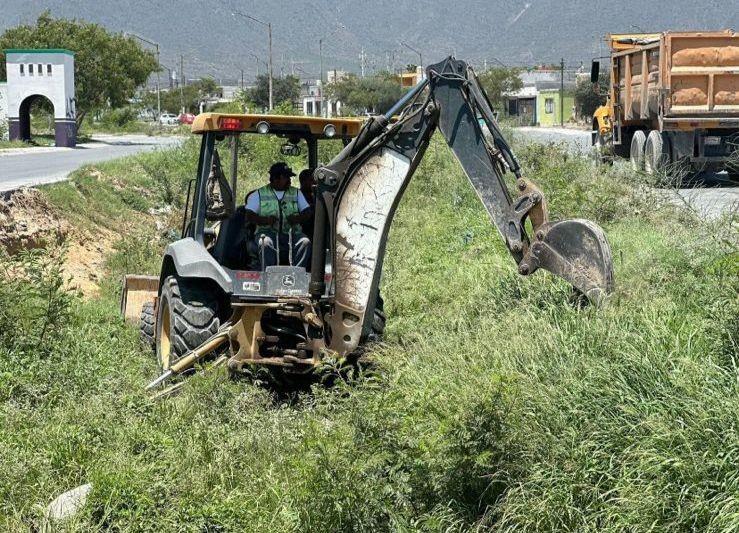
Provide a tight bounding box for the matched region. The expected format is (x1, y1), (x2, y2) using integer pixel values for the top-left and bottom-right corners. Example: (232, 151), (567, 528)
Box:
(515, 127), (738, 220)
(515, 127), (594, 154)
(0, 134), (183, 192)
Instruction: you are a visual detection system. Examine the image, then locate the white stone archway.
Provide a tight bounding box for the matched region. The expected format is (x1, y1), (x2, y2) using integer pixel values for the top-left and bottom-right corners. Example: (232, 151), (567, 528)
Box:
(4, 49), (76, 147)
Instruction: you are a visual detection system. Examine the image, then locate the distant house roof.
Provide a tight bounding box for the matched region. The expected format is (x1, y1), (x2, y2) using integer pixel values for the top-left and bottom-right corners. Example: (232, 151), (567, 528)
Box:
(505, 86), (538, 99)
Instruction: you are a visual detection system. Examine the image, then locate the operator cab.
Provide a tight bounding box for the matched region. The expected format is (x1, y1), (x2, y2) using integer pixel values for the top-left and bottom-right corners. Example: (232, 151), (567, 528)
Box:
(181, 113), (363, 302)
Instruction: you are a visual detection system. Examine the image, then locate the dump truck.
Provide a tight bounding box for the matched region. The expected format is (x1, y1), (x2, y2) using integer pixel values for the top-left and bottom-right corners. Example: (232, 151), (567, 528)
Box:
(592, 30), (739, 178)
(123, 57), (614, 394)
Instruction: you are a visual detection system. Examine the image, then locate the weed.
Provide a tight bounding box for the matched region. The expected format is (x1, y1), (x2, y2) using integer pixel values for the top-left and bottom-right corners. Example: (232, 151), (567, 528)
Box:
(1, 132), (737, 531)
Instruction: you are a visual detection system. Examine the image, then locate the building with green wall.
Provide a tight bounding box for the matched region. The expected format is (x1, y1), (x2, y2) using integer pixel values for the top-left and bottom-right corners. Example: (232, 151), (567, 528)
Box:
(536, 89), (575, 127)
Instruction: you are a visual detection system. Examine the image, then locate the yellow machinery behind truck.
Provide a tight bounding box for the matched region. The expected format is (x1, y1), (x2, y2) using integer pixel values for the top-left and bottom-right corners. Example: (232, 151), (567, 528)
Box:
(592, 30), (739, 179)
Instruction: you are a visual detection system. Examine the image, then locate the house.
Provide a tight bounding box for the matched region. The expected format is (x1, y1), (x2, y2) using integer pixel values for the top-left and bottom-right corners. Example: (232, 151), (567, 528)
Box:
(301, 71), (345, 118)
(399, 66), (424, 88)
(505, 69), (577, 127)
(505, 85), (538, 126)
(536, 88), (575, 127)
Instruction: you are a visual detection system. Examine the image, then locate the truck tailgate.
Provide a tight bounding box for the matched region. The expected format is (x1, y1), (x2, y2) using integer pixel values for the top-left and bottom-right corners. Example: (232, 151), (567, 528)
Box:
(666, 31), (739, 117)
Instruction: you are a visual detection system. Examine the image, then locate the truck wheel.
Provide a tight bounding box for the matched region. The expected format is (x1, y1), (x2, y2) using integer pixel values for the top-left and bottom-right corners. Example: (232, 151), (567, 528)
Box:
(630, 130), (646, 171)
(644, 130), (671, 177)
(155, 276), (220, 371)
(140, 301), (155, 351)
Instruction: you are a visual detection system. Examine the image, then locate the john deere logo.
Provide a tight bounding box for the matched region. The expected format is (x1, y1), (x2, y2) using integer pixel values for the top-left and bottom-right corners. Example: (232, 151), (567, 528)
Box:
(282, 275), (295, 287)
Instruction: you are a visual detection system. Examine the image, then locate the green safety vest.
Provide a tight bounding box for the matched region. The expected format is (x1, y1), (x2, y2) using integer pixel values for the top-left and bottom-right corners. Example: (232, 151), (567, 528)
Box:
(256, 185), (301, 234)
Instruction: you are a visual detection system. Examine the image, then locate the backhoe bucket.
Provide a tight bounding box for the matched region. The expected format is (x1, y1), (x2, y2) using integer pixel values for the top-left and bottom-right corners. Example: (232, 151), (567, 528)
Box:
(526, 219), (614, 304)
(120, 274), (158, 324)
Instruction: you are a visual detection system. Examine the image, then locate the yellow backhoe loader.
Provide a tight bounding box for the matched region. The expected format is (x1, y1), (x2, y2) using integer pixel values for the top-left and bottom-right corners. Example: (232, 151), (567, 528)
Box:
(122, 57), (614, 394)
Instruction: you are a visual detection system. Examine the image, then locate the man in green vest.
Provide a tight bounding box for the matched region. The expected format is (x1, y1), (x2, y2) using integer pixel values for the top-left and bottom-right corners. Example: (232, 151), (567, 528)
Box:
(245, 162), (312, 269)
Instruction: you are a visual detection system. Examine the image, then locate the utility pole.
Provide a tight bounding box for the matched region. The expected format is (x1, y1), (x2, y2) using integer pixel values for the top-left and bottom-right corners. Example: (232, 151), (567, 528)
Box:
(155, 44), (161, 119)
(360, 47), (366, 77)
(161, 64), (173, 89)
(268, 21), (273, 110)
(560, 57), (565, 127)
(232, 10), (273, 110)
(319, 38), (324, 117)
(241, 69), (244, 90)
(249, 53), (265, 77)
(180, 54), (185, 113)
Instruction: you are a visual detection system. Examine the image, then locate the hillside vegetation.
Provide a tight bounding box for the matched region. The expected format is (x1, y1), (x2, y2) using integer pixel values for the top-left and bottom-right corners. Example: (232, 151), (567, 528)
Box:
(0, 135), (737, 531)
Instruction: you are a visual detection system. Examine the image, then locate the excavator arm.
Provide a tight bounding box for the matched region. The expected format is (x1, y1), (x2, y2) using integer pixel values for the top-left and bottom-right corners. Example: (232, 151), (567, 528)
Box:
(311, 58), (614, 355)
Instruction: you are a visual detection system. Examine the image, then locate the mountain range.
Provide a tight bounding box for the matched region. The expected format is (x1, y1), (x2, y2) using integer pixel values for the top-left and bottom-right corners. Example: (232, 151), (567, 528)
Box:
(2, 1), (737, 82)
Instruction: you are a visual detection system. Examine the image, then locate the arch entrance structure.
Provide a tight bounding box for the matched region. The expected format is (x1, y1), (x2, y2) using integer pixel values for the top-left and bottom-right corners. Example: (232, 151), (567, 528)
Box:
(4, 49), (76, 147)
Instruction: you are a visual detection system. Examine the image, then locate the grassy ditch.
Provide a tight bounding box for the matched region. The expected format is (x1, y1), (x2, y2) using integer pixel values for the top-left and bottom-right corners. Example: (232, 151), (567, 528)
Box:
(0, 134), (737, 531)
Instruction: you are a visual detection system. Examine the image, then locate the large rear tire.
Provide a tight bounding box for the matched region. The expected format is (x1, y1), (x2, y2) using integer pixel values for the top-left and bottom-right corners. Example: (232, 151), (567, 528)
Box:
(644, 130), (671, 177)
(630, 130), (647, 172)
(155, 276), (220, 371)
(140, 301), (155, 351)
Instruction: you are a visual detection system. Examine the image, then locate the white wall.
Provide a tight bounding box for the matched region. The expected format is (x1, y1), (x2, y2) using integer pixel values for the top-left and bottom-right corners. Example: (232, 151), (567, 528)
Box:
(5, 51), (75, 120)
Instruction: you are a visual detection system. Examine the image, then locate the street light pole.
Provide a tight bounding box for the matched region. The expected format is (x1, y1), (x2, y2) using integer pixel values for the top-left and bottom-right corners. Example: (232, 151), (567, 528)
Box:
(319, 38), (324, 117)
(268, 21), (273, 110)
(155, 44), (161, 118)
(249, 53), (267, 77)
(180, 55), (185, 113)
(125, 32), (161, 119)
(317, 25), (347, 117)
(400, 41), (423, 77)
(161, 63), (173, 89)
(232, 11), (273, 110)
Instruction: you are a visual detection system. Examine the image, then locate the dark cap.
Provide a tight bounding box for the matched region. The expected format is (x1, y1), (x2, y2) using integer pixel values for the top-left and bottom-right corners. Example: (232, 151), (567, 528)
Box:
(269, 162), (296, 178)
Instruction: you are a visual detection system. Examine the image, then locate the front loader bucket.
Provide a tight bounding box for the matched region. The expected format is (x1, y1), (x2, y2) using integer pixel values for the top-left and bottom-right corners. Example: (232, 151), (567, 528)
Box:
(525, 219), (614, 304)
(120, 274), (159, 324)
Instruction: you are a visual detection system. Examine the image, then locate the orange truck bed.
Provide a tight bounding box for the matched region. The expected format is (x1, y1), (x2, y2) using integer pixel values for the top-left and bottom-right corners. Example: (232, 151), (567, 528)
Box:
(609, 30), (739, 127)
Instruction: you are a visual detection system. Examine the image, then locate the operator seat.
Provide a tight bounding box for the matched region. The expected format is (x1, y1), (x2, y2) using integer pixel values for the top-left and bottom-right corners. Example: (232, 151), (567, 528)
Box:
(210, 206), (252, 270)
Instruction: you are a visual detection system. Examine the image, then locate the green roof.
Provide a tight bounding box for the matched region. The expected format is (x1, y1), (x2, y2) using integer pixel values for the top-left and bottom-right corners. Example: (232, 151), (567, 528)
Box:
(3, 48), (75, 56)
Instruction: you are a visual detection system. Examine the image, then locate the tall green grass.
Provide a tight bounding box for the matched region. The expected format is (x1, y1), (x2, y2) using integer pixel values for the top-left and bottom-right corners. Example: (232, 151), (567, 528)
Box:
(0, 135), (736, 531)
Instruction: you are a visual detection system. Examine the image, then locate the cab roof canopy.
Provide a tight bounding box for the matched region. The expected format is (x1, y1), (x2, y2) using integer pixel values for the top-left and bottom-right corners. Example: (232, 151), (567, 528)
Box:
(191, 113), (364, 139)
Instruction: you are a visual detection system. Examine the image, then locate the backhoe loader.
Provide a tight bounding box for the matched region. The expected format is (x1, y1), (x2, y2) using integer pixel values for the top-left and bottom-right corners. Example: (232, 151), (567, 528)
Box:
(122, 57), (614, 393)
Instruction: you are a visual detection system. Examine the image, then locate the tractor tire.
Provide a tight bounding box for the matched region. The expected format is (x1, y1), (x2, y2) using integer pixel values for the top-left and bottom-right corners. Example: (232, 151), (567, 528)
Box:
(155, 276), (220, 371)
(140, 300), (155, 351)
(370, 307), (386, 340)
(644, 130), (671, 177)
(630, 130), (646, 172)
(366, 293), (386, 342)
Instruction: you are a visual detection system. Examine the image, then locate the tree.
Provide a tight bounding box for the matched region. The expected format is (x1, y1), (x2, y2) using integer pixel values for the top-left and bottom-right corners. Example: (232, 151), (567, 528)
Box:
(575, 70), (609, 121)
(143, 77), (221, 114)
(0, 12), (158, 128)
(327, 72), (405, 115)
(248, 74), (300, 110)
(477, 67), (523, 111)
